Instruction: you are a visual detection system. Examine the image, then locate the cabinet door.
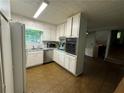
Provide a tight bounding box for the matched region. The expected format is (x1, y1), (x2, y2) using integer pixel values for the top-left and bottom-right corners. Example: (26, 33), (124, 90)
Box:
(26, 52), (43, 67)
(64, 54), (70, 70)
(59, 52), (65, 67)
(26, 53), (34, 67)
(53, 50), (57, 61)
(53, 50), (59, 64)
(69, 56), (76, 74)
(50, 30), (56, 41)
(66, 17), (72, 37)
(34, 52), (43, 65)
(56, 26), (60, 41)
(43, 31), (51, 41)
(59, 24), (65, 37)
(72, 13), (81, 37)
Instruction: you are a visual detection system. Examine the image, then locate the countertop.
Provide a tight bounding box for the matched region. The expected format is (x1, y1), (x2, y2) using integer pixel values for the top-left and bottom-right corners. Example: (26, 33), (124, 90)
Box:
(26, 48), (56, 52)
(54, 49), (77, 57)
(26, 48), (77, 57)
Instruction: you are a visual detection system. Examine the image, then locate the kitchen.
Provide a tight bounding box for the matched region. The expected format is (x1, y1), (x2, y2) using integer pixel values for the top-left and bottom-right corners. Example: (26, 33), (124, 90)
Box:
(19, 12), (85, 76)
(10, 7), (86, 93)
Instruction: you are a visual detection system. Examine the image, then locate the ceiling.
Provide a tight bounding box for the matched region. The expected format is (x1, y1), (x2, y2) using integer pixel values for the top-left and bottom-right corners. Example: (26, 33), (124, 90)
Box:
(11, 0), (124, 29)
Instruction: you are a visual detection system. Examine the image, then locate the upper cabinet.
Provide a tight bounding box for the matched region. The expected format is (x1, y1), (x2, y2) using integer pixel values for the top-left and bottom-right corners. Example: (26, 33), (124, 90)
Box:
(56, 13), (81, 40)
(0, 0), (11, 20)
(56, 26), (60, 41)
(56, 23), (66, 41)
(43, 30), (56, 41)
(66, 17), (72, 37)
(59, 23), (65, 37)
(43, 30), (50, 41)
(72, 13), (81, 37)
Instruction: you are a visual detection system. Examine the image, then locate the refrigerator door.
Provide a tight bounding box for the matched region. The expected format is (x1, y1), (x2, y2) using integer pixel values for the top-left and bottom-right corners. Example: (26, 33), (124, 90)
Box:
(0, 15), (14, 93)
(10, 22), (26, 93)
(0, 49), (4, 93)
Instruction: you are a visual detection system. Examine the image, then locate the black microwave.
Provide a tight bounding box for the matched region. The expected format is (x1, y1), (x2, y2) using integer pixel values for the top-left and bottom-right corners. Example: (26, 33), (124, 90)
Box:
(47, 43), (56, 48)
(65, 38), (77, 55)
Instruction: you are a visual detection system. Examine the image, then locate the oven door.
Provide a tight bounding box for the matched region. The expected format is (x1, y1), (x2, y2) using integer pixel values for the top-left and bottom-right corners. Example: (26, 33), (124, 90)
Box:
(66, 43), (76, 55)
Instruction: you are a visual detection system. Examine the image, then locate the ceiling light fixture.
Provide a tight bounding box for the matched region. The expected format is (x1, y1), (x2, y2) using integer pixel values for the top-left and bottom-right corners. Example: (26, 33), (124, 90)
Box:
(33, 1), (48, 19)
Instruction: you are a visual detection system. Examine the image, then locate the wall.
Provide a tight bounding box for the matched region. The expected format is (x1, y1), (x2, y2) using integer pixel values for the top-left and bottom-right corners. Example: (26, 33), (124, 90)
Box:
(85, 31), (110, 57)
(96, 31), (110, 45)
(11, 14), (57, 49)
(85, 32), (96, 57)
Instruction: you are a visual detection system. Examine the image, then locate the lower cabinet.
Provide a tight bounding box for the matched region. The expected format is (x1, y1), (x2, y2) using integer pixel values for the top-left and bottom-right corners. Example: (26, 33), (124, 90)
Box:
(68, 56), (76, 74)
(59, 52), (65, 66)
(53, 50), (77, 75)
(53, 50), (59, 64)
(64, 54), (70, 70)
(26, 51), (43, 68)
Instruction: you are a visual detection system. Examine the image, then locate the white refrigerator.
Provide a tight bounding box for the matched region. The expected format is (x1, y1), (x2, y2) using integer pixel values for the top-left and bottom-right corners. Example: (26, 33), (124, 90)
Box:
(0, 13), (14, 93)
(10, 22), (26, 93)
(0, 13), (26, 93)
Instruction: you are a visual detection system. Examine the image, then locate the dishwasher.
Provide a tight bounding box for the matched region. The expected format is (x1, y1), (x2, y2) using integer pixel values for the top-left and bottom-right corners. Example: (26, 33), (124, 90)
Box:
(43, 49), (53, 63)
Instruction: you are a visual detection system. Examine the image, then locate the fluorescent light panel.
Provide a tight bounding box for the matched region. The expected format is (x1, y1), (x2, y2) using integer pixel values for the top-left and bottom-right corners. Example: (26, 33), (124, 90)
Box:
(33, 2), (48, 18)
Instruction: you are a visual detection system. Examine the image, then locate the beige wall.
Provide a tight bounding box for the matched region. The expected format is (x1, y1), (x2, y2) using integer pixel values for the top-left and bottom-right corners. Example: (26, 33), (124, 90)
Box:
(11, 14), (57, 33)
(85, 31), (110, 57)
(11, 14), (57, 49)
(85, 32), (96, 57)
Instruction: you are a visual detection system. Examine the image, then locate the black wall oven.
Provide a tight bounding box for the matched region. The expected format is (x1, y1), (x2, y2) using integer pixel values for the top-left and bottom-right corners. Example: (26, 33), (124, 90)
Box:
(65, 38), (77, 55)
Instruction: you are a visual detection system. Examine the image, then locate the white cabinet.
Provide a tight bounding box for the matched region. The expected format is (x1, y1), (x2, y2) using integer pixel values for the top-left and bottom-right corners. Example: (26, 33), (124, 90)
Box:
(53, 50), (57, 61)
(59, 24), (65, 37)
(66, 17), (72, 37)
(64, 13), (81, 38)
(64, 54), (70, 70)
(26, 51), (43, 68)
(43, 30), (50, 41)
(0, 0), (11, 19)
(53, 50), (77, 75)
(59, 52), (65, 66)
(69, 56), (76, 74)
(72, 13), (81, 37)
(56, 23), (66, 41)
(56, 26), (60, 41)
(50, 30), (56, 41)
(43, 30), (56, 41)
(53, 50), (59, 63)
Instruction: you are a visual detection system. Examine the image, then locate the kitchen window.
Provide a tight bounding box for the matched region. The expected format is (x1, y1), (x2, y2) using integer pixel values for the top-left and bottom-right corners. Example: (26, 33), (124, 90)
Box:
(25, 28), (43, 47)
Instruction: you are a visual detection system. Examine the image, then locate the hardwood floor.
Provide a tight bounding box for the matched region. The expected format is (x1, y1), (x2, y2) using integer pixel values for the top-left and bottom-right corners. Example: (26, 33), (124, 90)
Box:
(26, 57), (124, 93)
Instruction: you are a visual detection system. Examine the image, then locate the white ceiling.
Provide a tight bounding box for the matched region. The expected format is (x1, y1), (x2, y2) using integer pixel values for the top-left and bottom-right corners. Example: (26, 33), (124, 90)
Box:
(11, 0), (124, 29)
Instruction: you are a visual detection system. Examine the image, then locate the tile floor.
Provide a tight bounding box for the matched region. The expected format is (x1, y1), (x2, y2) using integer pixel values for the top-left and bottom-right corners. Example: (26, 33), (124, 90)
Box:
(26, 57), (124, 93)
